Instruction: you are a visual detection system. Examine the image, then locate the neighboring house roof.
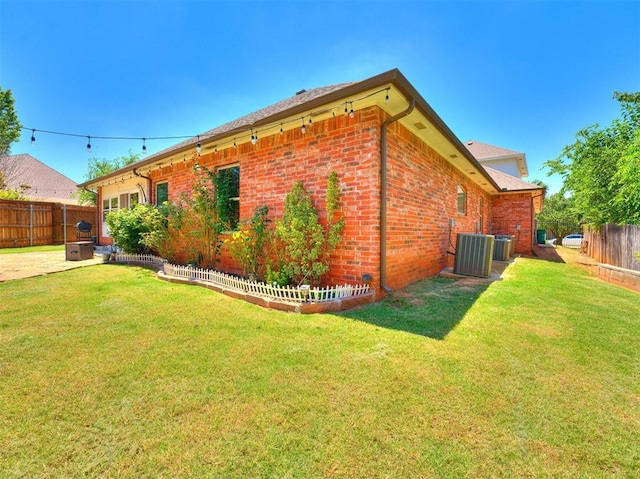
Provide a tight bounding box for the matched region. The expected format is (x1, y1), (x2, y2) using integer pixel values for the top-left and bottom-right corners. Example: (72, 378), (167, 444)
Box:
(0, 153), (79, 204)
(79, 69), (502, 193)
(464, 140), (528, 178)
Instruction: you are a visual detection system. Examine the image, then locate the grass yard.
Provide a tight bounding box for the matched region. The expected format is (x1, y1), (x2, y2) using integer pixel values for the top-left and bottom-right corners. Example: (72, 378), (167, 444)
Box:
(0, 253), (638, 478)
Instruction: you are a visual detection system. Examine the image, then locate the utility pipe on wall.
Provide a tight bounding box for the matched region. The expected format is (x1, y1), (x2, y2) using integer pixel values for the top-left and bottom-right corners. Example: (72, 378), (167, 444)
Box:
(380, 99), (416, 293)
(133, 168), (152, 204)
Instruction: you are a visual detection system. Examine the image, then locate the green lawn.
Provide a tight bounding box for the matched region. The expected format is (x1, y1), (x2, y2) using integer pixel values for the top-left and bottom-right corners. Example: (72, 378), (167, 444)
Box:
(0, 254), (638, 478)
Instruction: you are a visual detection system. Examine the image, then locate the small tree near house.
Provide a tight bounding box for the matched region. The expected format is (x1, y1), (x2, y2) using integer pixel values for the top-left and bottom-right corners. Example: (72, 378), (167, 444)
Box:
(269, 172), (344, 286)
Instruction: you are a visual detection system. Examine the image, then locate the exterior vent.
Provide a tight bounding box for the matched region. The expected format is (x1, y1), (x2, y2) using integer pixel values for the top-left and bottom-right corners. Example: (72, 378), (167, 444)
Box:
(454, 234), (495, 278)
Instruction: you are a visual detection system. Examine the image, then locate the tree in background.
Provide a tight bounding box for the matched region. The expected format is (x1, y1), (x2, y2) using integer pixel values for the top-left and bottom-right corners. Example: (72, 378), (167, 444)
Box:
(0, 87), (21, 156)
(545, 92), (640, 227)
(0, 87), (24, 196)
(536, 192), (582, 241)
(74, 151), (141, 205)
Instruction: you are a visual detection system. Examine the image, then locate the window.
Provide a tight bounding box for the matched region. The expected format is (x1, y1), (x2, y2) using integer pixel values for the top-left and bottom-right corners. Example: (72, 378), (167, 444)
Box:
(156, 182), (168, 206)
(119, 191), (140, 210)
(217, 165), (240, 229)
(457, 186), (467, 215)
(102, 196), (119, 237)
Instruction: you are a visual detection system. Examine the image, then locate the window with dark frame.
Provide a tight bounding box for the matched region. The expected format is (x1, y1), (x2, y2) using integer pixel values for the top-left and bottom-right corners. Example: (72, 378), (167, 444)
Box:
(217, 165), (240, 230)
(156, 182), (168, 206)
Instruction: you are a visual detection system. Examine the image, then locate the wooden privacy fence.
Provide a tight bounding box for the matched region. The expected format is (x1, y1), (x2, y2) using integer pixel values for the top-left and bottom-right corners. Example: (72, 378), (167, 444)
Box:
(0, 199), (97, 248)
(584, 224), (640, 272)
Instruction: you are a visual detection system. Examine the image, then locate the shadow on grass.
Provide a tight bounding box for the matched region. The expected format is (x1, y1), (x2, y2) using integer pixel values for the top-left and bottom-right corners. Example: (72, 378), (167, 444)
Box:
(337, 276), (491, 340)
(532, 244), (566, 263)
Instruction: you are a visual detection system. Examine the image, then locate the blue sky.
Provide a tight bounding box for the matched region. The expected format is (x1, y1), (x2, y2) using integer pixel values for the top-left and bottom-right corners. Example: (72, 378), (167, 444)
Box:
(1, 0), (638, 194)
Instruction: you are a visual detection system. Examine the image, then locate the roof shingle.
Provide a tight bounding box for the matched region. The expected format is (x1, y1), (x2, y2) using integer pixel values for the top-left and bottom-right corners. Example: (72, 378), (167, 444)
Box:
(0, 154), (78, 204)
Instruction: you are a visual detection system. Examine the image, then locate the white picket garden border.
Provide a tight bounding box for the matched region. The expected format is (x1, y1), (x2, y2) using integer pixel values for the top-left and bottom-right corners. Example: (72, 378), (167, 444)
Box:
(112, 253), (370, 304)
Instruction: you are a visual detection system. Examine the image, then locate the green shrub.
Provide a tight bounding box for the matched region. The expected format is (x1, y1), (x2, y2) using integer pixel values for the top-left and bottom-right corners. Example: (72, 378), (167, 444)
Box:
(105, 203), (166, 254)
(224, 205), (270, 280)
(271, 172), (344, 286)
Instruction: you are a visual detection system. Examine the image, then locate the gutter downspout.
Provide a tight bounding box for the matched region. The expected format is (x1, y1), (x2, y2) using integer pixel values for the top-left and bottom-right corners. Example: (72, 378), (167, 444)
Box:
(380, 99), (416, 293)
(133, 168), (152, 204)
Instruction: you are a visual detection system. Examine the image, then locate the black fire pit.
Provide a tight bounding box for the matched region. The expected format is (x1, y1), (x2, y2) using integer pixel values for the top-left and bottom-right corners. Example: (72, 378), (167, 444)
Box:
(76, 220), (92, 240)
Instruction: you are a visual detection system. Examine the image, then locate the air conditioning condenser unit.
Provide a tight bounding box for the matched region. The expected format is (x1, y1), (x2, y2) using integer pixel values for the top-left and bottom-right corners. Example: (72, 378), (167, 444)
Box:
(454, 234), (495, 278)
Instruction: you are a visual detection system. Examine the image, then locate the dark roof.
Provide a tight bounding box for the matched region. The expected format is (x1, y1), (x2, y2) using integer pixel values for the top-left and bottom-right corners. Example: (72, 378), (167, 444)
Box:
(152, 82), (356, 158)
(0, 154), (78, 203)
(79, 69), (501, 193)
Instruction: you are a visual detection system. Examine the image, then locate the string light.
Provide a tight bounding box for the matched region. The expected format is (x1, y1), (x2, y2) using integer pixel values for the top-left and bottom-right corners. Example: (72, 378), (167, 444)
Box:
(21, 86), (391, 155)
(30, 129), (36, 145)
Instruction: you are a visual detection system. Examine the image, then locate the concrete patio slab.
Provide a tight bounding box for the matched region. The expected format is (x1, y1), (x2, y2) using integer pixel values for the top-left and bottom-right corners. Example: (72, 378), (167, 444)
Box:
(0, 251), (104, 282)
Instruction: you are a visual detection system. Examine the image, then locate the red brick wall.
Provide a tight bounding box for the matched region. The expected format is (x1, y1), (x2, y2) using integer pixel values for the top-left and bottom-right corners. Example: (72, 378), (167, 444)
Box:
(384, 121), (492, 290)
(147, 106), (383, 289)
(96, 104), (533, 295)
(490, 193), (535, 254)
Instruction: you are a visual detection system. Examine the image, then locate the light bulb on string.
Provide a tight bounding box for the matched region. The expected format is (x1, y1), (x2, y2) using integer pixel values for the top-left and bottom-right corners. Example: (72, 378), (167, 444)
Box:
(385, 88), (390, 103)
(30, 129), (36, 145)
(196, 136), (201, 155)
(349, 102), (354, 118)
(142, 138), (147, 155)
(251, 129), (257, 145)
(233, 138), (237, 148)
(301, 117), (306, 134)
(86, 136), (92, 154)
(280, 123), (284, 135)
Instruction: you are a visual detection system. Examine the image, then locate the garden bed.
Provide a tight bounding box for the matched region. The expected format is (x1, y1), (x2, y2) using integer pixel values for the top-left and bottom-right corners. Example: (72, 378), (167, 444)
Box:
(112, 253), (375, 313)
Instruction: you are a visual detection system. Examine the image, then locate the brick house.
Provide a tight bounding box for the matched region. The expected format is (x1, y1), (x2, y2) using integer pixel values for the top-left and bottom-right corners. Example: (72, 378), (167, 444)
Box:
(79, 69), (543, 296)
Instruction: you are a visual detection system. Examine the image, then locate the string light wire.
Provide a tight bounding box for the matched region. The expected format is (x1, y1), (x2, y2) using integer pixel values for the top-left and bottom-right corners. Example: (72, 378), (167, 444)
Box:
(21, 87), (392, 157)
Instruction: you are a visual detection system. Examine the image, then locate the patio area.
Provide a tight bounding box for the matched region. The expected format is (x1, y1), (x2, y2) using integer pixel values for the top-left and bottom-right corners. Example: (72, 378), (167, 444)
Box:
(0, 250), (103, 282)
